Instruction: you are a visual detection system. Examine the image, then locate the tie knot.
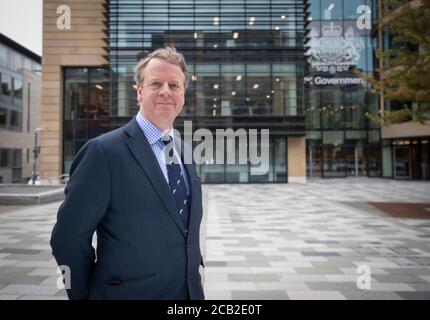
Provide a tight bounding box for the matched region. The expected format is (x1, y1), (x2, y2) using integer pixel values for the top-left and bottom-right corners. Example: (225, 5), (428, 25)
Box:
(161, 135), (173, 145)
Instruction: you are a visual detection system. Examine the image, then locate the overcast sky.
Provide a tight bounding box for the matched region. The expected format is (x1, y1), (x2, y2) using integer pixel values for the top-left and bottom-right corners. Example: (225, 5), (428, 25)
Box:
(0, 0), (43, 55)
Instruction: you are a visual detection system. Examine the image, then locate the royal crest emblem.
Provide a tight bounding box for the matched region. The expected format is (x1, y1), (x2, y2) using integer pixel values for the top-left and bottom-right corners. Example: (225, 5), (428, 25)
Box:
(307, 22), (365, 74)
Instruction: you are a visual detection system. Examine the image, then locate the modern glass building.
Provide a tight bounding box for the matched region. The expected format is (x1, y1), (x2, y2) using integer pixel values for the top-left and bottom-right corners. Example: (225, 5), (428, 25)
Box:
(61, 0), (309, 183)
(41, 0), (430, 182)
(305, 0), (382, 178)
(376, 0), (430, 181)
(0, 33), (41, 183)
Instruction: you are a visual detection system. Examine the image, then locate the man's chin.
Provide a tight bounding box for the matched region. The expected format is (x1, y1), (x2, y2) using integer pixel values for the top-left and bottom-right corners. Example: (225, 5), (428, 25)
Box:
(154, 112), (176, 125)
(156, 109), (175, 117)
(156, 103), (175, 108)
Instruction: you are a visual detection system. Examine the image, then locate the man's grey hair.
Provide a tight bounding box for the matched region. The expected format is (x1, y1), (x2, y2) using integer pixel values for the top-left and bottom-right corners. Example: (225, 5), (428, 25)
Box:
(134, 47), (190, 89)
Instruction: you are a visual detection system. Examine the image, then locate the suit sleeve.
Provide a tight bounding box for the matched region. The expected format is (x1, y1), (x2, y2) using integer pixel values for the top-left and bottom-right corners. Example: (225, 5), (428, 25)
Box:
(50, 139), (111, 300)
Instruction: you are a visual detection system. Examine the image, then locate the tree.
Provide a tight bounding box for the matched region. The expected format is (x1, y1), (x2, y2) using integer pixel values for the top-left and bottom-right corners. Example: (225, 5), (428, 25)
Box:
(360, 0), (430, 126)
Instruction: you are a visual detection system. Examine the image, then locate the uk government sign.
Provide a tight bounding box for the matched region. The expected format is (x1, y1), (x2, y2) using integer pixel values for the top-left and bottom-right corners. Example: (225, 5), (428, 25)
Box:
(307, 22), (365, 75)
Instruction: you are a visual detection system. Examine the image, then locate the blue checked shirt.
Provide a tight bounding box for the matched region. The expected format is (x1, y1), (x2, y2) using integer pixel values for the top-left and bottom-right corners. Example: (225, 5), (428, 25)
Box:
(135, 112), (190, 195)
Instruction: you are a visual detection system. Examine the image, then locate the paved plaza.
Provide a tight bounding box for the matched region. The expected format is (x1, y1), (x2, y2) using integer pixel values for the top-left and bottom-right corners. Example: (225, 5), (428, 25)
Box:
(0, 178), (430, 300)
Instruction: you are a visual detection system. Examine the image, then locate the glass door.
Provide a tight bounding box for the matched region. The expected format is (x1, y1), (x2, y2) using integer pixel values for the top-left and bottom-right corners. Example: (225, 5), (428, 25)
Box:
(345, 147), (356, 177)
(322, 145), (347, 177)
(421, 139), (430, 180)
(345, 146), (367, 177)
(307, 145), (322, 178)
(394, 146), (411, 179)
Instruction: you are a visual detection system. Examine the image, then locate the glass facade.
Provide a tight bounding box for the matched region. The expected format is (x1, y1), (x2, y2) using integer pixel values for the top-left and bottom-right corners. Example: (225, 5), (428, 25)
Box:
(0, 38), (41, 183)
(0, 42), (32, 132)
(381, 138), (430, 180)
(63, 68), (109, 173)
(305, 0), (382, 178)
(376, 6), (430, 181)
(63, 0), (308, 182)
(0, 148), (22, 183)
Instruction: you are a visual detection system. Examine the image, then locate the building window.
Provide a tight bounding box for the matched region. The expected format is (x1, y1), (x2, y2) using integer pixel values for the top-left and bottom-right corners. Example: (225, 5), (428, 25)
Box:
(0, 107), (6, 127)
(11, 51), (23, 71)
(0, 149), (9, 167)
(63, 68), (109, 173)
(310, 0), (321, 20)
(27, 83), (31, 132)
(24, 57), (32, 71)
(0, 148), (23, 182)
(343, 0), (370, 20)
(0, 44), (7, 65)
(13, 78), (23, 105)
(10, 110), (22, 130)
(12, 149), (22, 168)
(321, 0), (343, 20)
(1, 73), (12, 99)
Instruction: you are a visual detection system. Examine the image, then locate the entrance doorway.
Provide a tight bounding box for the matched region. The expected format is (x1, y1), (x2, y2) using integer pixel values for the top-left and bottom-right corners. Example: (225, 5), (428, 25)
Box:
(345, 146), (368, 177)
(307, 145), (322, 177)
(394, 146), (411, 179)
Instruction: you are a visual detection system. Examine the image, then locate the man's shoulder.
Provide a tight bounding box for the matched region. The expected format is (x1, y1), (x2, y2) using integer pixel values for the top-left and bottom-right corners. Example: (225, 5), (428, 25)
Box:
(94, 127), (124, 144)
(93, 118), (135, 147)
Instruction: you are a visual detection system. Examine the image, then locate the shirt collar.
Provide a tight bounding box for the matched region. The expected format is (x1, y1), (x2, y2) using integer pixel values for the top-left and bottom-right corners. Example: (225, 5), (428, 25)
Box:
(136, 112), (174, 145)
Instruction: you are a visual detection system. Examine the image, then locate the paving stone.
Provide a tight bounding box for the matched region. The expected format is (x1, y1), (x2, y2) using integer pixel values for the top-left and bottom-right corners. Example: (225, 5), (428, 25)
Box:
(0, 294), (22, 300)
(231, 290), (289, 300)
(1, 180), (430, 300)
(396, 291), (430, 300)
(0, 284), (59, 296)
(0, 248), (41, 255)
(341, 290), (403, 300)
(287, 290), (346, 300)
(203, 180), (430, 300)
(204, 290), (232, 300)
(228, 274), (279, 282)
(373, 274), (424, 283)
(0, 276), (46, 285)
(19, 295), (67, 300)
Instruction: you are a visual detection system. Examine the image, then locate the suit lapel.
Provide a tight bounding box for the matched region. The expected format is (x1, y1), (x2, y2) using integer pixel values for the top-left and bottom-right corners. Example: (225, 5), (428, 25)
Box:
(179, 140), (202, 233)
(184, 163), (201, 233)
(124, 118), (187, 238)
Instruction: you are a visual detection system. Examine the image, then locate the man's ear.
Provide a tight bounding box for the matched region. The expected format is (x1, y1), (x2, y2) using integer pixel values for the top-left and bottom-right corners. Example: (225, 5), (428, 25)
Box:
(136, 83), (142, 102)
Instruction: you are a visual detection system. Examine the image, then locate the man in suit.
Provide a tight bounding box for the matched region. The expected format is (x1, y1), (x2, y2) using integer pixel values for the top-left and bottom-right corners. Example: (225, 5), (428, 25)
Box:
(50, 47), (205, 300)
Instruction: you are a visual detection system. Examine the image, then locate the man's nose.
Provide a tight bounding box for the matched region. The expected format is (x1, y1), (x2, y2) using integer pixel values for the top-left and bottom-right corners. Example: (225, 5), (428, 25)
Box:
(159, 82), (172, 97)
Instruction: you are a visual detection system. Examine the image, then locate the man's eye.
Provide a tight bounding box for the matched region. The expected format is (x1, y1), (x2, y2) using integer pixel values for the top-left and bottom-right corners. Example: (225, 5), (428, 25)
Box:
(169, 84), (180, 90)
(149, 82), (162, 88)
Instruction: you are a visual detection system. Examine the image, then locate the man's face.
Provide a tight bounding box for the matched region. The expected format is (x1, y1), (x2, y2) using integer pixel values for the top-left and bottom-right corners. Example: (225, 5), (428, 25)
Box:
(137, 58), (186, 131)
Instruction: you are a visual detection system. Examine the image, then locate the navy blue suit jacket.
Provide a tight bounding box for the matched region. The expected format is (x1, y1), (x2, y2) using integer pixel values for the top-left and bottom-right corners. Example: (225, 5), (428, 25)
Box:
(50, 117), (205, 300)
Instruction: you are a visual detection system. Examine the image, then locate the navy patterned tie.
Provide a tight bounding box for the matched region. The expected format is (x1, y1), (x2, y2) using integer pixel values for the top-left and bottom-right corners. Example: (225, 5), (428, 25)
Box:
(161, 136), (190, 231)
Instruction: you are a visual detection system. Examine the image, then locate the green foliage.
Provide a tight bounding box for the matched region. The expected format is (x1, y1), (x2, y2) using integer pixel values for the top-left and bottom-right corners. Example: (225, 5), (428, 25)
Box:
(365, 106), (412, 126)
(363, 0), (430, 126)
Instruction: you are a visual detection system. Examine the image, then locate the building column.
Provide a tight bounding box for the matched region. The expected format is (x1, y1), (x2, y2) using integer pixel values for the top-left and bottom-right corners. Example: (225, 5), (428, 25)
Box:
(287, 136), (306, 183)
(40, 0), (107, 183)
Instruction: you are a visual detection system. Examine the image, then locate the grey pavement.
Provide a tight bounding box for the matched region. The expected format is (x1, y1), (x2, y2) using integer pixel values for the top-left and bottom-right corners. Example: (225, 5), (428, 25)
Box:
(0, 185), (65, 205)
(1, 178), (430, 300)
